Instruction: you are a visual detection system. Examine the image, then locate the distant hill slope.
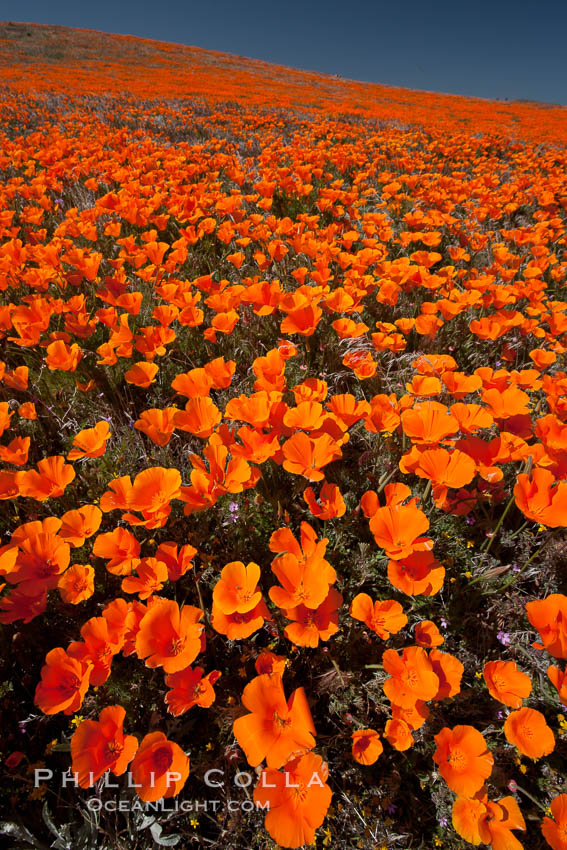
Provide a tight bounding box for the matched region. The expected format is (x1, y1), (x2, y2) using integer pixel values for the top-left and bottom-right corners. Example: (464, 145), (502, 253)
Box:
(1, 21), (566, 142)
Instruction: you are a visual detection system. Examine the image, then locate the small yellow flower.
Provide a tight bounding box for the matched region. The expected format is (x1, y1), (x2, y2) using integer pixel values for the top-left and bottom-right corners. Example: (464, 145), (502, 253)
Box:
(205, 742), (213, 751)
(322, 827), (332, 846)
(70, 715), (84, 728)
(519, 765), (527, 774)
(190, 818), (199, 828)
(44, 739), (58, 756)
(475, 671), (483, 679)
(450, 577), (457, 583)
(466, 541), (474, 549)
(434, 837), (442, 847)
(464, 570), (472, 578)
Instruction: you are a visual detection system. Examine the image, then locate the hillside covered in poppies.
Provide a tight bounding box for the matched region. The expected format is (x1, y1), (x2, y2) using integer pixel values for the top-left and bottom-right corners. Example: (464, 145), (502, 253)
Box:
(0, 20), (566, 850)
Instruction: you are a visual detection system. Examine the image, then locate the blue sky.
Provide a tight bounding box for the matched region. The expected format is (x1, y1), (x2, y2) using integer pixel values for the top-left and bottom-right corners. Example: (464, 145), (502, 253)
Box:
(6, 0), (567, 104)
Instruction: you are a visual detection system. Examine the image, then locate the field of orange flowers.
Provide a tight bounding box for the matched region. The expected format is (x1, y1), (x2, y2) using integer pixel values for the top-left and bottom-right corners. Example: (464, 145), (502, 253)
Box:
(0, 21), (566, 850)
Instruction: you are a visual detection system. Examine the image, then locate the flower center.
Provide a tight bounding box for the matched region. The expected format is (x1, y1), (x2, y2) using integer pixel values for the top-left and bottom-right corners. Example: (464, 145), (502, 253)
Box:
(153, 746), (173, 773)
(169, 637), (186, 656)
(447, 747), (467, 772)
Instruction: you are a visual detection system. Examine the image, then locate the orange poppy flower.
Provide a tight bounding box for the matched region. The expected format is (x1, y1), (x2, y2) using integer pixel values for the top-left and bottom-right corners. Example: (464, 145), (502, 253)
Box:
(18, 402), (37, 420)
(283, 588), (343, 648)
(92, 526), (141, 575)
(408, 448), (477, 506)
(164, 667), (221, 716)
(0, 436), (30, 466)
(134, 408), (178, 446)
(503, 707), (555, 759)
(382, 646), (439, 708)
(233, 673), (316, 768)
(174, 397), (221, 438)
(369, 502), (430, 559)
(352, 729), (383, 765)
(213, 560), (262, 614)
(204, 356), (236, 389)
(0, 471), (20, 501)
(124, 361), (159, 387)
(303, 482), (346, 519)
(0, 401), (13, 439)
(481, 386), (531, 419)
(526, 594), (567, 658)
(135, 599), (204, 673)
(429, 649), (464, 701)
(253, 753), (332, 849)
(70, 705), (138, 788)
(450, 402), (494, 433)
(154, 541), (197, 582)
(59, 505), (102, 547)
(483, 660), (532, 708)
(211, 597), (271, 640)
(384, 718), (414, 751)
(401, 401), (459, 445)
(99, 475), (133, 513)
(514, 469), (567, 528)
(67, 616), (123, 686)
(281, 432), (342, 481)
(68, 421), (111, 460)
(45, 340), (82, 372)
(453, 791), (525, 849)
(129, 466), (181, 514)
(269, 525), (336, 611)
(171, 367), (211, 398)
(434, 726), (494, 797)
(130, 731), (189, 802)
(548, 665), (567, 707)
(17, 455), (76, 500)
(9, 530), (70, 595)
(349, 594), (407, 639)
(58, 564), (95, 604)
(121, 557), (169, 599)
(541, 793), (567, 850)
(255, 651), (287, 677)
(34, 647), (92, 715)
(415, 620), (444, 648)
(387, 550), (445, 596)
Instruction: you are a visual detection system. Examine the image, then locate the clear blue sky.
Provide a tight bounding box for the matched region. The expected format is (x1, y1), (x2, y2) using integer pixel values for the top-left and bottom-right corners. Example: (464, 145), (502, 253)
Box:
(6, 0), (567, 105)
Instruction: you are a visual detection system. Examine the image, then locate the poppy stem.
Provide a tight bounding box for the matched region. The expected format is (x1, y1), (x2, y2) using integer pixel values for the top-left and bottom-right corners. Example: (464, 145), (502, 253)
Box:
(376, 467), (397, 495)
(481, 492), (515, 554)
(507, 520), (529, 540)
(422, 479), (432, 504)
(511, 781), (548, 812)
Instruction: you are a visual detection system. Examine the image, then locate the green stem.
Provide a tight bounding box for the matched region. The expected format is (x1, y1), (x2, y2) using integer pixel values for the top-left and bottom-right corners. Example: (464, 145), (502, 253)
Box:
(481, 492), (515, 554)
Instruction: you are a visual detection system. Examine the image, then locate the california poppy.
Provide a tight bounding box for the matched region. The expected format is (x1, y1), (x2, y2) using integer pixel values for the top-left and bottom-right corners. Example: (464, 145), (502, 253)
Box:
(526, 594), (567, 659)
(164, 667), (221, 716)
(68, 422), (111, 460)
(233, 673), (316, 768)
(253, 753), (332, 849)
(130, 731), (189, 802)
(352, 729), (383, 765)
(350, 594), (407, 640)
(433, 726), (494, 797)
(58, 564), (95, 604)
(382, 646), (439, 708)
(135, 599), (204, 673)
(541, 793), (567, 850)
(70, 705), (138, 788)
(34, 647), (92, 715)
(483, 660), (532, 708)
(503, 707), (555, 759)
